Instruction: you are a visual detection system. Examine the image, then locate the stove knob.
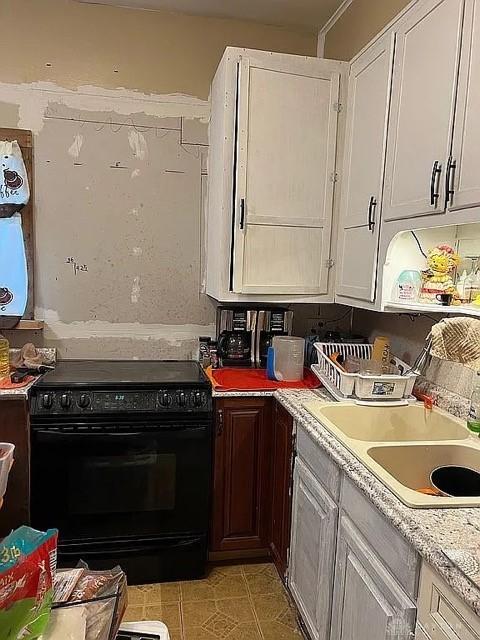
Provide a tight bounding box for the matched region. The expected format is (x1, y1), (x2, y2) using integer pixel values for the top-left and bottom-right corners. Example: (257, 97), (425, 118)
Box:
(177, 392), (186, 407)
(193, 392), (204, 407)
(159, 392), (172, 408)
(41, 393), (53, 409)
(60, 393), (71, 409)
(78, 393), (91, 408)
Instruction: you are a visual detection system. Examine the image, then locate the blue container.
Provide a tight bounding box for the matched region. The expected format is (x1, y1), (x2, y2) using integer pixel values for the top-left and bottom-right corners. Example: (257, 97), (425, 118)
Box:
(266, 346), (276, 380)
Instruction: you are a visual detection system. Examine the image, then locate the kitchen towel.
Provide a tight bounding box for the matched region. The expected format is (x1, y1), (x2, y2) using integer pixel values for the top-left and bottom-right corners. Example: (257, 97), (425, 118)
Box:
(10, 343), (55, 370)
(206, 366), (321, 391)
(0, 213), (28, 328)
(430, 317), (480, 370)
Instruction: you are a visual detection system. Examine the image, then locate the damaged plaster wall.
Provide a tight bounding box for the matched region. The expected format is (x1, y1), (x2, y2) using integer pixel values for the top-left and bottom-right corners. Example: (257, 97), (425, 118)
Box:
(1, 82), (215, 358)
(0, 0), (317, 358)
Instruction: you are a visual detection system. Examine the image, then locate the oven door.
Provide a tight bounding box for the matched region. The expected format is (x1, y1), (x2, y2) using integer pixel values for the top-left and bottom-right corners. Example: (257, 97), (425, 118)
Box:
(31, 418), (211, 542)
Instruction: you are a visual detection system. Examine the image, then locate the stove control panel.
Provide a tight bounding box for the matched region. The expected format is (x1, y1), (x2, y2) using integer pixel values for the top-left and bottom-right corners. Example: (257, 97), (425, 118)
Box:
(31, 388), (211, 415)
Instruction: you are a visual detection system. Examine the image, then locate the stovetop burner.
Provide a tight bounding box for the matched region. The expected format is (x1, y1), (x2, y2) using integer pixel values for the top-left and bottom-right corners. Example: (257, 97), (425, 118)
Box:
(34, 359), (208, 388)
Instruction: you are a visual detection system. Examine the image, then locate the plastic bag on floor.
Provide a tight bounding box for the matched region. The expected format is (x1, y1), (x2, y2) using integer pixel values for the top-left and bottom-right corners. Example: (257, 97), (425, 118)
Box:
(69, 564), (127, 640)
(0, 526), (58, 640)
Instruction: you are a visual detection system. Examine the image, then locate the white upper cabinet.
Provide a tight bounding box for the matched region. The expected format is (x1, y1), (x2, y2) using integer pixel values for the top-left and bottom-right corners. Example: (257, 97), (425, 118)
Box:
(448, 0), (480, 211)
(206, 48), (346, 301)
(382, 0), (464, 222)
(234, 55), (339, 295)
(336, 32), (395, 302)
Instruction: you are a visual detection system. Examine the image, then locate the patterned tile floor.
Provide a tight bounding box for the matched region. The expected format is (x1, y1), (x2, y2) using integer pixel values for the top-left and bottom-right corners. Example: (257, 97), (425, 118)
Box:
(124, 562), (304, 640)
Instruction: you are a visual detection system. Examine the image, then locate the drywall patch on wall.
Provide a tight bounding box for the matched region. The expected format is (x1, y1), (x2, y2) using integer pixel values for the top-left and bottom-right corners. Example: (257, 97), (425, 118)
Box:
(68, 133), (84, 158)
(0, 81), (209, 134)
(0, 80), (215, 358)
(128, 130), (148, 160)
(36, 308), (215, 344)
(131, 277), (141, 304)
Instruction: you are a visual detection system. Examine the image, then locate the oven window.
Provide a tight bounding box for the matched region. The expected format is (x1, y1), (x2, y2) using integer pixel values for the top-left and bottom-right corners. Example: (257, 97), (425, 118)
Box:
(68, 452), (176, 516)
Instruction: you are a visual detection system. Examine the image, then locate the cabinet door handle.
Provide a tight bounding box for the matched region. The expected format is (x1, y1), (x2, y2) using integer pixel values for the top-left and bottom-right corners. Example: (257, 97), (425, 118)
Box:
(367, 196), (377, 232)
(239, 198), (246, 229)
(217, 409), (224, 436)
(430, 160), (442, 206)
(445, 156), (456, 206)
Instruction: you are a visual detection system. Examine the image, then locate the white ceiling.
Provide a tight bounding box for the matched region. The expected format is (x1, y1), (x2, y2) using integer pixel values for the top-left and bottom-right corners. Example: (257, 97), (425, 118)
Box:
(75, 0), (345, 31)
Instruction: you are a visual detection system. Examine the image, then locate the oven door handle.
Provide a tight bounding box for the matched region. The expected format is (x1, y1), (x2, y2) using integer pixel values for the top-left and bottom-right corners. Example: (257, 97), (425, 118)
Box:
(33, 426), (207, 444)
(60, 537), (202, 557)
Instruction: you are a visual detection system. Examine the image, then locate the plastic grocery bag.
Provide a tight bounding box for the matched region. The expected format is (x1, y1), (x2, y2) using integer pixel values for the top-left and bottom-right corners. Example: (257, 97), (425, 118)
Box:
(0, 141), (30, 217)
(0, 526), (58, 640)
(0, 213), (28, 328)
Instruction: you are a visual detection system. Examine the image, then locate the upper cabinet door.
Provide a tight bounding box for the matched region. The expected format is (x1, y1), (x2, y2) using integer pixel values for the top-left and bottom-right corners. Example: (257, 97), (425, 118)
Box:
(449, 0), (480, 211)
(382, 0), (464, 222)
(336, 32), (395, 302)
(231, 54), (342, 294)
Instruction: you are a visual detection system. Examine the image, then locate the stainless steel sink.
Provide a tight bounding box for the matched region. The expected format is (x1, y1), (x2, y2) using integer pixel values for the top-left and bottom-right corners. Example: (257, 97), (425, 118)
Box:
(303, 400), (480, 508)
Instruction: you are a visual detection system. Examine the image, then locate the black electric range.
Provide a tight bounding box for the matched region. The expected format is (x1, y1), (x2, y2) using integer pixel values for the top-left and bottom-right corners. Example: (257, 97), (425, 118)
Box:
(30, 360), (212, 584)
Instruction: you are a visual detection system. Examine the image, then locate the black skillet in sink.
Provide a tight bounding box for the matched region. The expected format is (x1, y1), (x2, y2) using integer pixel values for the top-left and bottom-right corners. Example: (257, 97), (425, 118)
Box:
(431, 465), (480, 497)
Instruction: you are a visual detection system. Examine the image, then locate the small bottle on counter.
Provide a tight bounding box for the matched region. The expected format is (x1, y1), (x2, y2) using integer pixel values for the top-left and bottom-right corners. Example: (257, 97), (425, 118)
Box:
(209, 341), (219, 369)
(0, 334), (9, 380)
(198, 336), (211, 368)
(467, 372), (480, 434)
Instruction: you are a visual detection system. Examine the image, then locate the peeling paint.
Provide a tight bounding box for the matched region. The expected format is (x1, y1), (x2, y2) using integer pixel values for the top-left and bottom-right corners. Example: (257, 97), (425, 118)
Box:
(131, 276), (141, 304)
(0, 80), (209, 134)
(67, 133), (84, 158)
(35, 308), (215, 346)
(128, 129), (148, 160)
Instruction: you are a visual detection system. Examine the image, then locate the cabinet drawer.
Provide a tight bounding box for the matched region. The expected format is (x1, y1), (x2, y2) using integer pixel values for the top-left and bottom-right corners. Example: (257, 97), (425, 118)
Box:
(417, 563), (480, 640)
(296, 423), (340, 502)
(341, 477), (419, 598)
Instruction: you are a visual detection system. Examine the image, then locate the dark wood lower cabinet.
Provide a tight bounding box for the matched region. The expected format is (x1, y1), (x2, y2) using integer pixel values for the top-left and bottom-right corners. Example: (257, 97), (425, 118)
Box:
(0, 399), (30, 536)
(211, 397), (273, 554)
(210, 396), (294, 574)
(270, 401), (294, 580)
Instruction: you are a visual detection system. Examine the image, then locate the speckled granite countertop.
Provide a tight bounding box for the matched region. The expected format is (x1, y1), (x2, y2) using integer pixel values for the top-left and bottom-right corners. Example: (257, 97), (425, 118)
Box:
(212, 389), (277, 397)
(0, 376), (40, 399)
(0, 348), (56, 400)
(273, 388), (480, 616)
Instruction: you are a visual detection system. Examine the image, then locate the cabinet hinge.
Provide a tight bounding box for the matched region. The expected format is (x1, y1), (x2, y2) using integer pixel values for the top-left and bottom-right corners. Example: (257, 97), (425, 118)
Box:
(330, 172), (339, 183)
(324, 258), (335, 269)
(333, 101), (343, 113)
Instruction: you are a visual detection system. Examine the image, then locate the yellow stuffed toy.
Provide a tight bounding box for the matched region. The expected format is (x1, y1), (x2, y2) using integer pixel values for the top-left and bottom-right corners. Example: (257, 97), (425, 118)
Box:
(420, 244), (460, 303)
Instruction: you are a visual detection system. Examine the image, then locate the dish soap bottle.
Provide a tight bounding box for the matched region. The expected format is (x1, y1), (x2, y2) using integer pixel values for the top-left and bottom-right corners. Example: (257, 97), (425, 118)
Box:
(0, 334), (9, 380)
(467, 372), (480, 434)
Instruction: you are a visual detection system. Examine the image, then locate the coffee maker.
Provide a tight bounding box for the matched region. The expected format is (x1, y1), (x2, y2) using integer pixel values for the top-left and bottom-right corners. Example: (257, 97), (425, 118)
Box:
(216, 308), (257, 367)
(255, 309), (294, 367)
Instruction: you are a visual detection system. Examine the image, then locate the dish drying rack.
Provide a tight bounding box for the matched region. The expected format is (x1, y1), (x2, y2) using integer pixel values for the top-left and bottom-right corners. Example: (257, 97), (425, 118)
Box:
(311, 342), (418, 406)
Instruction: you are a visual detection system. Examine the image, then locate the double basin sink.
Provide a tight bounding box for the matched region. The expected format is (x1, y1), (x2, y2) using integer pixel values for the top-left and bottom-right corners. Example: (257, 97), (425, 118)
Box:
(303, 401), (480, 508)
